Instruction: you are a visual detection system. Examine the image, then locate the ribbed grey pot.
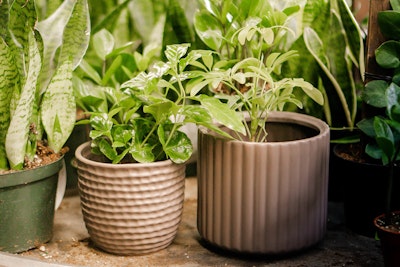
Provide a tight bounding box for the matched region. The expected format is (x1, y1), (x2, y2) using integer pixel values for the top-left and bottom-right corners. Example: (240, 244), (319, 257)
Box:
(75, 141), (186, 255)
(197, 111), (330, 254)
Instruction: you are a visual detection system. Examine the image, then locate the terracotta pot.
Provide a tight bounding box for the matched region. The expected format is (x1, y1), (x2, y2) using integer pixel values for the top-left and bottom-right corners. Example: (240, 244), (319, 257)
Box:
(75, 141), (186, 255)
(374, 212), (400, 267)
(197, 111), (330, 254)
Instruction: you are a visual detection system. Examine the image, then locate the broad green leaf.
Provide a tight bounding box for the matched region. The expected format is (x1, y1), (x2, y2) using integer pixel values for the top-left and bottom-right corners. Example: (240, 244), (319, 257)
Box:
(93, 29), (115, 61)
(58, 0), (90, 68)
(40, 60), (76, 153)
(36, 0), (76, 91)
(194, 11), (223, 51)
(130, 143), (155, 163)
(144, 101), (175, 123)
(158, 125), (192, 164)
(363, 80), (388, 108)
(6, 30), (41, 170)
(196, 94), (246, 135)
(375, 41), (400, 69)
(378, 11), (400, 40)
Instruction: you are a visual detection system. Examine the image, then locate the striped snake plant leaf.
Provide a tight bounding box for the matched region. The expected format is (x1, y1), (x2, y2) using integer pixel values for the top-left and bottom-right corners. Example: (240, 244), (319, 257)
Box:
(40, 59), (76, 154)
(5, 30), (41, 170)
(0, 37), (18, 170)
(36, 0), (90, 94)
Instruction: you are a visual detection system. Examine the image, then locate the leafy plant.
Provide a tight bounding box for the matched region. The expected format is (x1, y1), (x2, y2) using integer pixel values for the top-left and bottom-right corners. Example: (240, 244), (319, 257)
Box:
(79, 44), (244, 164)
(193, 0), (364, 131)
(357, 0), (400, 214)
(189, 0), (324, 142)
(0, 0), (90, 171)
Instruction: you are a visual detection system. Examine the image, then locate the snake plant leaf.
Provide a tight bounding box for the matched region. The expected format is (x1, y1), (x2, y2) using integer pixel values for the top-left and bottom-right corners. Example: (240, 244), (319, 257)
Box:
(6, 30), (41, 170)
(40, 60), (76, 153)
(36, 0), (90, 93)
(0, 38), (18, 170)
(0, 1), (9, 40)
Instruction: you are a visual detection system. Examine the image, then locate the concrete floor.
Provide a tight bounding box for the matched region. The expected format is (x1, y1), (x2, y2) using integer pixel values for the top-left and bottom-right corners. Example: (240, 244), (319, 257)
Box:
(0, 177), (384, 267)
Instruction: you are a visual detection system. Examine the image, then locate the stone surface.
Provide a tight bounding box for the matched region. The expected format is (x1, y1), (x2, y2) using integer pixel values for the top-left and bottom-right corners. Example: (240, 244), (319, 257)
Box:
(8, 177), (384, 266)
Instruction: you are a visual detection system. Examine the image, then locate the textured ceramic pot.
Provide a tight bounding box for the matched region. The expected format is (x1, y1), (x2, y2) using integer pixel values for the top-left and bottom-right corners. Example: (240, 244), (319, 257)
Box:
(75, 141), (186, 255)
(0, 157), (64, 253)
(197, 111), (330, 254)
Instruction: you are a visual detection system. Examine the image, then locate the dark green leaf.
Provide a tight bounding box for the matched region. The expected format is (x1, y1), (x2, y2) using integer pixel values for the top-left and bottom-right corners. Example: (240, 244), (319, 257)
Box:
(375, 40), (400, 69)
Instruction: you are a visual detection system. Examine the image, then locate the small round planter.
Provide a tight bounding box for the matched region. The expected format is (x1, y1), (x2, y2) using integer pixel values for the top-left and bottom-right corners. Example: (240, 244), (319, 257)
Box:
(374, 211), (400, 267)
(75, 141), (186, 255)
(197, 111), (330, 254)
(0, 157), (64, 253)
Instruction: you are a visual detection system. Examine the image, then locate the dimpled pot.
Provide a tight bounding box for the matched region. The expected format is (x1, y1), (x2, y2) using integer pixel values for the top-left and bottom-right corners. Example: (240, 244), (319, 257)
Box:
(75, 141), (186, 255)
(197, 111), (330, 254)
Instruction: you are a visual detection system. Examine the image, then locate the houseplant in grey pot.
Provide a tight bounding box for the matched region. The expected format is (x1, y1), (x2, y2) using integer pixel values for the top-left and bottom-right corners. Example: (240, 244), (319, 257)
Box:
(0, 0), (89, 253)
(74, 43), (244, 255)
(189, 0), (329, 254)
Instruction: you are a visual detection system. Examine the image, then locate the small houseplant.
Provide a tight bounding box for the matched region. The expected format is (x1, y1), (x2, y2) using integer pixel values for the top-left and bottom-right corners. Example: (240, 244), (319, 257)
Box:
(357, 0), (400, 265)
(74, 43), (244, 255)
(332, 0), (400, 238)
(188, 0), (330, 254)
(0, 0), (90, 253)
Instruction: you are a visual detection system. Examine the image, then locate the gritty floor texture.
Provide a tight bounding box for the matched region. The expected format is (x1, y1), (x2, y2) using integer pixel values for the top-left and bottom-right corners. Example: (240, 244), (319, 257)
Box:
(5, 177), (384, 267)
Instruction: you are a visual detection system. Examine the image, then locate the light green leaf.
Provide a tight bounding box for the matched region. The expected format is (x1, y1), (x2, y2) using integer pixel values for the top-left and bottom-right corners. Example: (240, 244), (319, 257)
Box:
(6, 30), (41, 170)
(41, 60), (76, 153)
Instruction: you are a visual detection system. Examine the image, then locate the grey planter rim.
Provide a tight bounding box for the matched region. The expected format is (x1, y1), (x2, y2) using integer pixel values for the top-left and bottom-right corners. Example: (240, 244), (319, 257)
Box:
(199, 111), (330, 144)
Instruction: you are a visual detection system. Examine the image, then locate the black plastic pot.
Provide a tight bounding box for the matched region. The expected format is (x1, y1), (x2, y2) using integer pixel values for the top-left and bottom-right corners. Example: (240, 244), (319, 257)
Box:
(374, 212), (400, 267)
(333, 144), (400, 237)
(0, 157), (64, 253)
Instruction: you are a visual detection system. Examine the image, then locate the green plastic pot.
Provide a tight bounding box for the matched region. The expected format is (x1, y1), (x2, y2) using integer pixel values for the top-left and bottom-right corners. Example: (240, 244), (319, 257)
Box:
(0, 157), (65, 253)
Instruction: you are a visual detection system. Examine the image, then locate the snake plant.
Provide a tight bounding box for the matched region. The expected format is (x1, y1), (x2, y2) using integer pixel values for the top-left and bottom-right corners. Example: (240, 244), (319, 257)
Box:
(0, 0), (90, 171)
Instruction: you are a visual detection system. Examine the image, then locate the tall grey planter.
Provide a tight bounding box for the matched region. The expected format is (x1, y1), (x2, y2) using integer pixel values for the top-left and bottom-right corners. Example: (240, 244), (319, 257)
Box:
(197, 111), (330, 254)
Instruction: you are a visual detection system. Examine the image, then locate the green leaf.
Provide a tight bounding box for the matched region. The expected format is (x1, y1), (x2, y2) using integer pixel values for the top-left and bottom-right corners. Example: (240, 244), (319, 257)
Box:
(194, 11), (223, 51)
(378, 11), (400, 40)
(129, 143), (155, 163)
(93, 29), (115, 61)
(363, 80), (388, 108)
(0, 37), (18, 170)
(158, 124), (192, 164)
(375, 40), (400, 69)
(196, 94), (246, 135)
(41, 59), (76, 153)
(5, 30), (41, 170)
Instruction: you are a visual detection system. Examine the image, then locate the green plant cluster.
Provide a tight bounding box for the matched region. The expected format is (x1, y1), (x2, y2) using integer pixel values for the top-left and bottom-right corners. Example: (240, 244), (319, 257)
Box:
(0, 0), (89, 170)
(357, 0), (400, 213)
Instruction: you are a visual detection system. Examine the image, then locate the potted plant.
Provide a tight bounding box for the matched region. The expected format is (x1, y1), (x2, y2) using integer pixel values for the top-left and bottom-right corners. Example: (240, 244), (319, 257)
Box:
(332, 0), (400, 238)
(0, 0), (90, 253)
(188, 0), (329, 254)
(355, 1), (400, 265)
(74, 43), (244, 255)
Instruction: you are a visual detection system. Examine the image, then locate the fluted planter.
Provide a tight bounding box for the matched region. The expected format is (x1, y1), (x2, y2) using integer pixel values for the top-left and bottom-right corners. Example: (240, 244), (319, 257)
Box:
(75, 141), (186, 255)
(197, 111), (330, 254)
